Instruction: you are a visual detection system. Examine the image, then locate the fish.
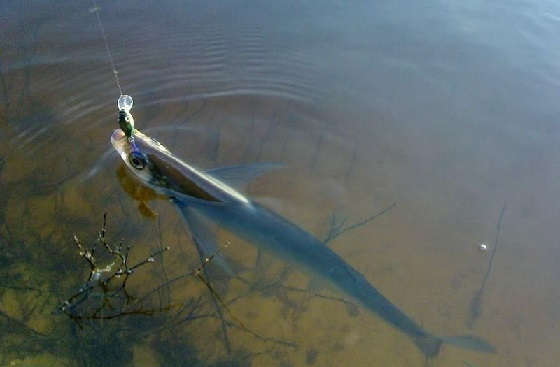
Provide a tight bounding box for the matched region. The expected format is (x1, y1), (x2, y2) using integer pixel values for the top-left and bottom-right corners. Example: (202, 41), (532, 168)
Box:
(110, 128), (496, 358)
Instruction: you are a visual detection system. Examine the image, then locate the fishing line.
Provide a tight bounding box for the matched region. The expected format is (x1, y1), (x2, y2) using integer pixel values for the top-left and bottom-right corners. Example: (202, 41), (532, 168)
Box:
(90, 0), (123, 95)
(89, 0), (136, 142)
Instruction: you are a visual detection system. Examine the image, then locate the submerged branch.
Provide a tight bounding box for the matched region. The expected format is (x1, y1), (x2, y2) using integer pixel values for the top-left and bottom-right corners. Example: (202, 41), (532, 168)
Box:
(323, 202), (396, 244)
(60, 213), (171, 321)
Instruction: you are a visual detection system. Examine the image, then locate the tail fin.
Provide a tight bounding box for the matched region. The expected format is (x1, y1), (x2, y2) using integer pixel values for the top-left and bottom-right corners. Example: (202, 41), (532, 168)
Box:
(414, 334), (495, 358)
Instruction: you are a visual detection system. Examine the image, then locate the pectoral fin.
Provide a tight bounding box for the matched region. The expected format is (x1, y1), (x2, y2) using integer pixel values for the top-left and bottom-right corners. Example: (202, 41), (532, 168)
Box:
(177, 205), (233, 276)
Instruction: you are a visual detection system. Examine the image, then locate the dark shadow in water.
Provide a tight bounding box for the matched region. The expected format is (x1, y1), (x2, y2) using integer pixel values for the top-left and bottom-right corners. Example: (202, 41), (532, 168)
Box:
(467, 203), (507, 329)
(115, 164), (166, 219)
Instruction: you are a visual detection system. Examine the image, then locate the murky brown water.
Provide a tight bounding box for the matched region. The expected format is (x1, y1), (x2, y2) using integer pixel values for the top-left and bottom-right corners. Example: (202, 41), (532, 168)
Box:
(2, 0), (560, 366)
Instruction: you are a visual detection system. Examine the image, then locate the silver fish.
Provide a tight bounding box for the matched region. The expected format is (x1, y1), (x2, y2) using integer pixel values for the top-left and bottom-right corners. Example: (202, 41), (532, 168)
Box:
(111, 128), (495, 358)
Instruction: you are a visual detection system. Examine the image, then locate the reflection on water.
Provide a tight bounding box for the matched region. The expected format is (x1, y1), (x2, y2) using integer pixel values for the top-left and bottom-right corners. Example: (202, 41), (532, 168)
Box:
(1, 0), (560, 365)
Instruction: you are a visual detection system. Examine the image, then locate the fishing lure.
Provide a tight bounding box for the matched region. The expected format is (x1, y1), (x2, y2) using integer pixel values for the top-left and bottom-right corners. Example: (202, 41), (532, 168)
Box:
(116, 94), (146, 169)
(117, 94), (134, 137)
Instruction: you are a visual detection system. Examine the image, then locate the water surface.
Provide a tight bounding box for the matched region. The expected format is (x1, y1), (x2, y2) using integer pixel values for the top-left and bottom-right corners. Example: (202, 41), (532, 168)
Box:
(1, 0), (560, 366)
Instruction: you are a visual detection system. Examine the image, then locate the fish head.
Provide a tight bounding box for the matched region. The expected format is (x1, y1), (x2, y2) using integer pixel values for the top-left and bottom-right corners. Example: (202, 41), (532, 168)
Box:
(111, 128), (159, 189)
(111, 128), (222, 202)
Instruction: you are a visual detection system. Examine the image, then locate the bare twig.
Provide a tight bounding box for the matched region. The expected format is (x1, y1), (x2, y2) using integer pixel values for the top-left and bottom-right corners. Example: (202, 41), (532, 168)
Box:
(60, 214), (171, 320)
(323, 202), (396, 244)
(190, 236), (232, 353)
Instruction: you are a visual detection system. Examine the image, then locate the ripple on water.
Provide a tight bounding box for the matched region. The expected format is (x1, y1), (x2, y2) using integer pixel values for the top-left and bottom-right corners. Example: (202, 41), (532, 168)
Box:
(3, 4), (330, 153)
(1, 0), (333, 189)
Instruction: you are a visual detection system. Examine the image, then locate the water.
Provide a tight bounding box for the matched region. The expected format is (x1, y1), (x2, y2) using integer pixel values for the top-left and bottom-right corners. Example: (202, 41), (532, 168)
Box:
(1, 0), (560, 365)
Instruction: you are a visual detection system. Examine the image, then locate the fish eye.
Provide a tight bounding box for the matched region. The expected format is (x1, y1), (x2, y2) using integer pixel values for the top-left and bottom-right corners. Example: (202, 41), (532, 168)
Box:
(129, 151), (147, 170)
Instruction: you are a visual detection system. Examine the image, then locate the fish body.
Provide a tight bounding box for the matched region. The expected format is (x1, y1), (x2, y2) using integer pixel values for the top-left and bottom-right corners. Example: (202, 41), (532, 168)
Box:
(111, 128), (495, 357)
(184, 198), (442, 354)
